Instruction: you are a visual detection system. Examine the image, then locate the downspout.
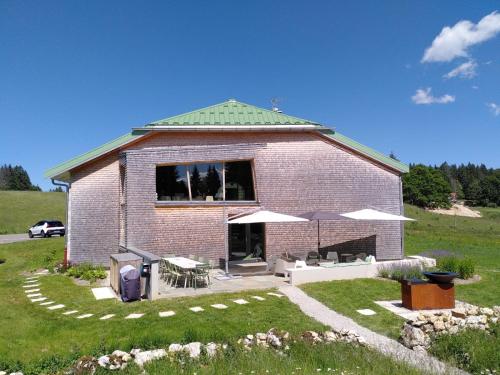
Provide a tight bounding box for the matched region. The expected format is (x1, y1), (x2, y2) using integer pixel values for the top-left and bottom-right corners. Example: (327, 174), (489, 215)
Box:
(399, 176), (405, 258)
(51, 179), (70, 267)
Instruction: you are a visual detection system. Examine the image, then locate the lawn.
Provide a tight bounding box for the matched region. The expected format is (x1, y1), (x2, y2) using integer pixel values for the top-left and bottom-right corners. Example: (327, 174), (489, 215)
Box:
(301, 204), (500, 374)
(0, 238), (425, 375)
(0, 191), (65, 234)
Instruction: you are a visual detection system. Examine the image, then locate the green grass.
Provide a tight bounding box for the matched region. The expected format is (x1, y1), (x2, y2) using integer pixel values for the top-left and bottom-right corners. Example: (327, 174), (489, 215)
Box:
(0, 191), (66, 234)
(301, 205), (500, 371)
(93, 342), (424, 375)
(0, 238), (426, 375)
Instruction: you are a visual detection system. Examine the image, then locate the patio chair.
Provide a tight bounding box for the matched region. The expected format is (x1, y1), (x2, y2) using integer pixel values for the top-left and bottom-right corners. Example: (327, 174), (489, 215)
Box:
(306, 251), (320, 266)
(198, 256), (209, 264)
(326, 251), (339, 263)
(355, 252), (367, 261)
(193, 264), (211, 289)
(295, 260), (307, 269)
(208, 259), (218, 269)
(160, 258), (171, 281)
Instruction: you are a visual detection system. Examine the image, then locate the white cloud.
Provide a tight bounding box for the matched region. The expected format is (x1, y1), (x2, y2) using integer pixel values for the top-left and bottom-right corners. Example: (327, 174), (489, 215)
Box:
(487, 102), (500, 116)
(422, 11), (500, 62)
(412, 88), (456, 105)
(443, 60), (477, 79)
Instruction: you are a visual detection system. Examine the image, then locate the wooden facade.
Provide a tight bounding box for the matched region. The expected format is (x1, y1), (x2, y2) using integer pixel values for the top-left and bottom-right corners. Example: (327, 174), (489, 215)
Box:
(67, 130), (405, 266)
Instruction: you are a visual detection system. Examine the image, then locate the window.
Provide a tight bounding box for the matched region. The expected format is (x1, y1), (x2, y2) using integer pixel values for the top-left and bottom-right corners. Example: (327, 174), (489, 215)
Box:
(156, 160), (255, 202)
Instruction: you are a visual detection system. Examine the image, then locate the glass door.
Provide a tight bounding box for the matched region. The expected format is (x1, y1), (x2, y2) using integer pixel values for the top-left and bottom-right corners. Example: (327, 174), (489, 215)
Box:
(228, 223), (265, 261)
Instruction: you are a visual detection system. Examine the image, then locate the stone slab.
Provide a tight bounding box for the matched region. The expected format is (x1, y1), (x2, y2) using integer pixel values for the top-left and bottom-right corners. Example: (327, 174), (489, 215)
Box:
(27, 293), (42, 298)
(211, 304), (228, 309)
(159, 311), (176, 317)
(357, 309), (377, 316)
(63, 310), (78, 315)
(31, 297), (47, 302)
(25, 289), (40, 293)
(100, 314), (115, 320)
(76, 314), (94, 319)
(233, 299), (249, 305)
(267, 292), (285, 298)
(91, 287), (116, 300)
(125, 313), (144, 319)
(40, 301), (54, 306)
(48, 304), (65, 310)
(23, 284), (39, 288)
(251, 296), (265, 301)
(189, 306), (204, 312)
(374, 300), (459, 321)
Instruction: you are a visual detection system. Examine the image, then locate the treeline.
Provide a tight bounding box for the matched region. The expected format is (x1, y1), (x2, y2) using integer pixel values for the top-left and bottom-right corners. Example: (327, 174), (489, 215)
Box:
(403, 163), (500, 208)
(0, 164), (41, 191)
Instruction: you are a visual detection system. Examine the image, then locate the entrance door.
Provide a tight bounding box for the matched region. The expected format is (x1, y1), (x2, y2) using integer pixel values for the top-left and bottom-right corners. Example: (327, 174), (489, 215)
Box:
(228, 223), (265, 261)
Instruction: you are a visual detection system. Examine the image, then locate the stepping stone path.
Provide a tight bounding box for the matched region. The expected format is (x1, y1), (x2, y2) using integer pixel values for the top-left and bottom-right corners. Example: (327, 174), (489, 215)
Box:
(63, 310), (78, 315)
(35, 270), (49, 275)
(25, 288), (40, 293)
(125, 313), (144, 319)
(27, 293), (42, 298)
(211, 304), (228, 309)
(48, 304), (65, 310)
(100, 314), (115, 320)
(26, 277), (39, 280)
(159, 311), (176, 317)
(77, 313), (93, 319)
(251, 296), (265, 301)
(23, 284), (39, 288)
(233, 299), (249, 305)
(189, 306), (204, 312)
(40, 301), (54, 306)
(31, 297), (47, 302)
(357, 309), (377, 316)
(267, 292), (285, 298)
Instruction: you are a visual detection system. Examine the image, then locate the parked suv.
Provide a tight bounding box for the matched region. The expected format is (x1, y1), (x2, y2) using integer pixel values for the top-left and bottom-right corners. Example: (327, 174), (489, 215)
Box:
(28, 220), (65, 238)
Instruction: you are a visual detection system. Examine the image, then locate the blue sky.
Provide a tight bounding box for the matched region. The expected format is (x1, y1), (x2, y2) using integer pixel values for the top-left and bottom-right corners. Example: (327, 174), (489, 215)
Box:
(1, 1), (499, 190)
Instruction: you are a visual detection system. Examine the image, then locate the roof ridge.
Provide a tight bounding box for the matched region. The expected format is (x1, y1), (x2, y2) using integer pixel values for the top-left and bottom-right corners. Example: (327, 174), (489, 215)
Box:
(148, 99), (320, 126)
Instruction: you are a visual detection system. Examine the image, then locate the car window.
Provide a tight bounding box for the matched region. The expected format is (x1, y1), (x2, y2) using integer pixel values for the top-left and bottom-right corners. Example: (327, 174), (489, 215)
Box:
(47, 221), (64, 227)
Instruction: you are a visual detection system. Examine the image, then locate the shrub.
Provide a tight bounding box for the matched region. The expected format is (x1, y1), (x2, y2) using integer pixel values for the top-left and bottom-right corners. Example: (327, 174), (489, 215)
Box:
(378, 263), (424, 281)
(66, 263), (107, 282)
(436, 256), (475, 279)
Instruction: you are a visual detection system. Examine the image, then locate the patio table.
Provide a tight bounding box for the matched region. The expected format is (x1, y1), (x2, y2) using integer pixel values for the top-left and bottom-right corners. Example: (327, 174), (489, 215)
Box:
(165, 257), (203, 270)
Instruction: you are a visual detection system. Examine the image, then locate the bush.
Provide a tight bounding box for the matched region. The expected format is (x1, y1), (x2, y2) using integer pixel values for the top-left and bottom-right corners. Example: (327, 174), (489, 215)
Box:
(436, 256), (475, 279)
(66, 263), (107, 282)
(378, 263), (424, 281)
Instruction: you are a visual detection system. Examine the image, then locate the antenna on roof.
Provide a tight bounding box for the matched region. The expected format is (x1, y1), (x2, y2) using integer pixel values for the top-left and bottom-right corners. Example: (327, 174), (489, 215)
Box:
(271, 97), (283, 113)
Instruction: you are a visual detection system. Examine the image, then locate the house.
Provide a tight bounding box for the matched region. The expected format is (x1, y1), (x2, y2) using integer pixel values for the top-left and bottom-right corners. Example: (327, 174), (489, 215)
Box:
(45, 99), (409, 267)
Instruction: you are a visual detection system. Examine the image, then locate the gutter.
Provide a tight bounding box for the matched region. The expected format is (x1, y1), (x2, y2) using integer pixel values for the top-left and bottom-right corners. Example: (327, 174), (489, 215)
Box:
(51, 179), (71, 267)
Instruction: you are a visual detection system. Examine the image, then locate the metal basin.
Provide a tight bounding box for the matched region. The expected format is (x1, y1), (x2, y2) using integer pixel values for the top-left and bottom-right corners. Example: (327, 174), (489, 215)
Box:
(423, 271), (458, 283)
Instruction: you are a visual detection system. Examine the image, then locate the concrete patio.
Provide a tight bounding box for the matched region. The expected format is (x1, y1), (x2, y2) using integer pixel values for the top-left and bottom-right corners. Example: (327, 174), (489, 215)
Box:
(158, 269), (289, 299)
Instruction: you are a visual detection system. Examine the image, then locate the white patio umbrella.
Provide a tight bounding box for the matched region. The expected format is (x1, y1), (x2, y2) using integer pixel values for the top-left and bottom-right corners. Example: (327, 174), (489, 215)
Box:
(224, 210), (308, 274)
(340, 208), (415, 221)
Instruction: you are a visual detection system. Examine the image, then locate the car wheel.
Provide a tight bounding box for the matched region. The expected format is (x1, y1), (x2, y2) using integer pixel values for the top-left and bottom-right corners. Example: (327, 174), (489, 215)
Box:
(42, 231), (47, 238)
(60, 234), (65, 237)
(28, 231), (33, 238)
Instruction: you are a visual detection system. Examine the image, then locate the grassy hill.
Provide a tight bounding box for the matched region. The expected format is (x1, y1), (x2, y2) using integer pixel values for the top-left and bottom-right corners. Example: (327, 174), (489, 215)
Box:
(0, 191), (66, 234)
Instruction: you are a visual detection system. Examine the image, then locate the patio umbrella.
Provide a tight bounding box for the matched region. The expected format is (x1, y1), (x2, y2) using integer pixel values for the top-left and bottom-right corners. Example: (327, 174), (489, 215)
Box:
(298, 211), (349, 252)
(340, 208), (415, 221)
(224, 210), (308, 274)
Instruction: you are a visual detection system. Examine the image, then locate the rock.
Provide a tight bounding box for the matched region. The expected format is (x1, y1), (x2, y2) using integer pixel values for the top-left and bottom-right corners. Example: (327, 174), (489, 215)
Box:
(130, 348), (142, 357)
(9, 373), (23, 375)
(266, 333), (282, 348)
(422, 324), (434, 333)
(412, 345), (427, 353)
(205, 342), (219, 358)
(302, 331), (322, 344)
(466, 305), (479, 316)
(134, 349), (167, 367)
(417, 313), (426, 321)
(168, 343), (183, 353)
(97, 355), (110, 368)
(466, 315), (487, 325)
(433, 320), (445, 331)
(356, 336), (367, 346)
(322, 331), (337, 342)
(183, 342), (202, 358)
(493, 306), (500, 317)
(448, 326), (460, 335)
(111, 350), (128, 358)
(411, 320), (427, 327)
(0, 372), (6, 375)
(400, 323), (430, 349)
(491, 317), (498, 324)
(480, 307), (494, 316)
(70, 356), (97, 375)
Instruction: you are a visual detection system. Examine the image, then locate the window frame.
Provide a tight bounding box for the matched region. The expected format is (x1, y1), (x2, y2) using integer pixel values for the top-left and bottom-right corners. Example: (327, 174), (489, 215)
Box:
(155, 159), (258, 206)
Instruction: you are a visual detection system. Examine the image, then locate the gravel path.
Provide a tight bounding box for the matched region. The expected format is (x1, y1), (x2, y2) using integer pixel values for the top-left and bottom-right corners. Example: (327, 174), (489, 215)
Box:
(0, 233), (40, 245)
(279, 285), (468, 375)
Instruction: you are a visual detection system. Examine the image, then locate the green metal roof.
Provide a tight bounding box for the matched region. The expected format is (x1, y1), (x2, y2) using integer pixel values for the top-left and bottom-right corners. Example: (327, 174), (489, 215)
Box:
(44, 130), (148, 180)
(45, 100), (408, 180)
(148, 99), (320, 126)
(318, 127), (409, 173)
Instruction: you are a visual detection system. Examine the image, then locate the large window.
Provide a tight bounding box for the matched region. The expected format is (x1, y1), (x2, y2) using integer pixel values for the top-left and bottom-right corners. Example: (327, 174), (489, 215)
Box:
(156, 160), (255, 202)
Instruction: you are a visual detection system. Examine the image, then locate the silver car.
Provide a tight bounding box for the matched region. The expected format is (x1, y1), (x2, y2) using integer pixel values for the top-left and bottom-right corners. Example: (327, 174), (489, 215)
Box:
(28, 220), (65, 238)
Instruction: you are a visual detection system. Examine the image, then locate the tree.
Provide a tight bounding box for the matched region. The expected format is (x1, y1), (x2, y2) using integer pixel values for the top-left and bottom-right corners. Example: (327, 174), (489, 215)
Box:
(0, 164), (40, 191)
(204, 165), (221, 197)
(190, 165), (202, 198)
(403, 164), (451, 208)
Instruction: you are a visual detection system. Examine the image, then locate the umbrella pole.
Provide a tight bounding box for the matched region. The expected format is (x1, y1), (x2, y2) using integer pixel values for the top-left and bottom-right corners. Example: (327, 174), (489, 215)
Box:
(224, 206), (229, 275)
(317, 220), (320, 252)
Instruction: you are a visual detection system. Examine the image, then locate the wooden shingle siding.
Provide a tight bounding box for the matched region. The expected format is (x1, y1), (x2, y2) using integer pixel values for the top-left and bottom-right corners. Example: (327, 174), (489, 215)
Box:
(69, 154), (121, 265)
(68, 131), (403, 265)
